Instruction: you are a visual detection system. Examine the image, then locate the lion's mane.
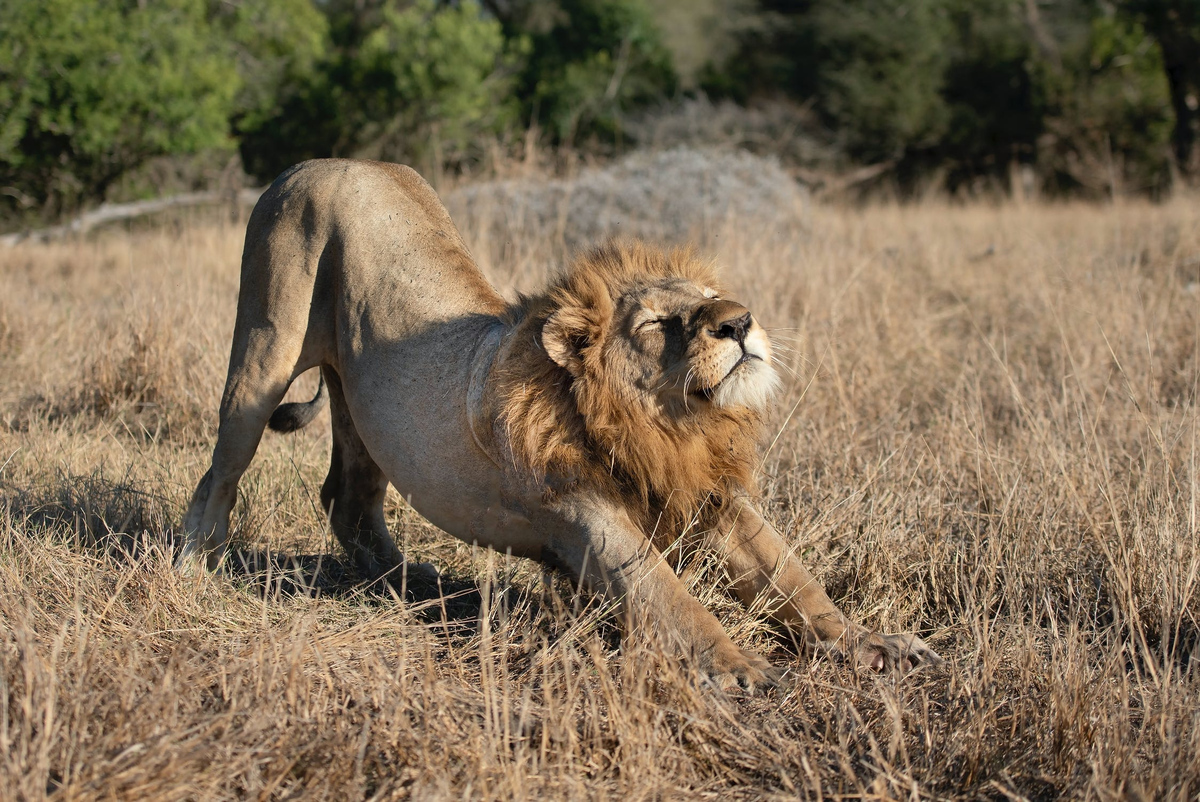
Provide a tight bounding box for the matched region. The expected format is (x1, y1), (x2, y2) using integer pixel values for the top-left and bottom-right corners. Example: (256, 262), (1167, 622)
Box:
(495, 241), (764, 539)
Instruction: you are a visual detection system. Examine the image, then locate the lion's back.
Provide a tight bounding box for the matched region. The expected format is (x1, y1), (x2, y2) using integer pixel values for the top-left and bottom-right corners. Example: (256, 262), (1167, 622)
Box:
(250, 159), (466, 257)
(240, 160), (506, 333)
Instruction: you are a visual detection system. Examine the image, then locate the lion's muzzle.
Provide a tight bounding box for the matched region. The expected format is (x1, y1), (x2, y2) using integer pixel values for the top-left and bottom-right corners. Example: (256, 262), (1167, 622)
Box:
(684, 300), (779, 411)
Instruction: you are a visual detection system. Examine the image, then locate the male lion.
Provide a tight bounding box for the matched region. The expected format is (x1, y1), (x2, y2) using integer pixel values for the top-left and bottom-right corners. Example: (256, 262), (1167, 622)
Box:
(182, 159), (941, 687)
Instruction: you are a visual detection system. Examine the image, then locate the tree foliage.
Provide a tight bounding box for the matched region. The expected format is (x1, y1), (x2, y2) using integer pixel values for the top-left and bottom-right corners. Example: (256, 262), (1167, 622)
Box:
(0, 0), (238, 216)
(484, 0), (676, 144)
(715, 0), (1185, 194)
(809, 0), (954, 163)
(0, 0), (1194, 219)
(215, 0), (330, 139)
(522, 0), (675, 143)
(1041, 12), (1173, 192)
(1120, 0), (1200, 177)
(237, 0), (521, 182)
(346, 0), (521, 163)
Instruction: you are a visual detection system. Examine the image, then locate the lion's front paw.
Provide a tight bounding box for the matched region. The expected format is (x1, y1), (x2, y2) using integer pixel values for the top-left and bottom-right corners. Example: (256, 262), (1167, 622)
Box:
(401, 560), (440, 585)
(854, 632), (943, 673)
(704, 645), (785, 693)
(814, 630), (942, 673)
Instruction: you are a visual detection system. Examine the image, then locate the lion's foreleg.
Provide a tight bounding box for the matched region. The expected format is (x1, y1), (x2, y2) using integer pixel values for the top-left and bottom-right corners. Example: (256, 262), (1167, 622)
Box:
(707, 498), (942, 671)
(708, 498), (855, 648)
(180, 469), (222, 572)
(180, 466), (240, 573)
(539, 494), (780, 690)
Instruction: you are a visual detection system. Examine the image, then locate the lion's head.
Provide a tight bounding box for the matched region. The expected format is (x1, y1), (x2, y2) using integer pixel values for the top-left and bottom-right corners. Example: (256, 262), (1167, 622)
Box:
(499, 242), (780, 534)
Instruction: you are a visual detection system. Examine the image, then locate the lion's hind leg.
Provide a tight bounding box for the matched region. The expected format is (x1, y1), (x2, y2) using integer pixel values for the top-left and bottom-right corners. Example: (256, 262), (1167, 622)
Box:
(181, 346), (300, 572)
(320, 367), (433, 585)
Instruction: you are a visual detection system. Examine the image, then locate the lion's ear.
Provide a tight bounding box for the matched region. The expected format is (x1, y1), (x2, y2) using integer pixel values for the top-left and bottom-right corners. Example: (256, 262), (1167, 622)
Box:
(542, 309), (591, 376)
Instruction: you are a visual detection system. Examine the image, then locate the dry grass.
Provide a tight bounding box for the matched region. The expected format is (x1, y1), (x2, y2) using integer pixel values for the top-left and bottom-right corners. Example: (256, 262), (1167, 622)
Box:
(1, 185), (1198, 800)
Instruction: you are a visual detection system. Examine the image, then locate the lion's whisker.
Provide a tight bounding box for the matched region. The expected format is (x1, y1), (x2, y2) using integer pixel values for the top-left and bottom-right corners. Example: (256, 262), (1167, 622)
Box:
(682, 368), (696, 411)
(775, 364), (802, 382)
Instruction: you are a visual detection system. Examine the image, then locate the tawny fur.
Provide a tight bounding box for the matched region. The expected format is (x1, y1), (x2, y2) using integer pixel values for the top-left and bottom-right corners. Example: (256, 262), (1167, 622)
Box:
(496, 242), (760, 540)
(182, 159), (943, 686)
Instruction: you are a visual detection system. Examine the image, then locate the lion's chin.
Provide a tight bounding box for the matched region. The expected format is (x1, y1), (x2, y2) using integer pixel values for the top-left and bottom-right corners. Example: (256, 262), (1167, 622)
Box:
(704, 359), (781, 412)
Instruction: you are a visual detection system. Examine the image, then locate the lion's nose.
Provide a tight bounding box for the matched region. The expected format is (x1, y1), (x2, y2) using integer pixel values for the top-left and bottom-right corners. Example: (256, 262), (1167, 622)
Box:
(714, 311), (752, 345)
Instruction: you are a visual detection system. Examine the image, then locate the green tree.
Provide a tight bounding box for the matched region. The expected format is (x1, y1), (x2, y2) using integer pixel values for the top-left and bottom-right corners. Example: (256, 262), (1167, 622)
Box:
(213, 0), (333, 183)
(213, 0), (330, 141)
(939, 0), (1046, 185)
(0, 0), (239, 217)
(1119, 0), (1200, 181)
(808, 0), (953, 164)
(349, 0), (522, 163)
(646, 0), (761, 90)
(1039, 10), (1173, 193)
(489, 0), (677, 144)
(713, 0), (1175, 195)
(717, 0), (956, 165)
(237, 0), (520, 182)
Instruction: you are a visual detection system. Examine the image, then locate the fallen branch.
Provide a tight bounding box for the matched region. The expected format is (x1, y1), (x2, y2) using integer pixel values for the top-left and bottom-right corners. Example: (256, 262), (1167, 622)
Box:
(1, 188), (264, 246)
(793, 160), (896, 198)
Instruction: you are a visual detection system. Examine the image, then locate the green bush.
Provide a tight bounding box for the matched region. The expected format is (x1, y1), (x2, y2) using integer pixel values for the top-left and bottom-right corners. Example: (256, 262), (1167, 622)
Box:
(1123, 0), (1200, 179)
(351, 0), (522, 163)
(1, 0), (1191, 218)
(0, 0), (238, 218)
(808, 0), (953, 164)
(940, 0), (1046, 185)
(217, 0), (330, 141)
(708, 0), (1184, 195)
(1040, 12), (1173, 193)
(238, 0), (520, 183)
(517, 0), (677, 144)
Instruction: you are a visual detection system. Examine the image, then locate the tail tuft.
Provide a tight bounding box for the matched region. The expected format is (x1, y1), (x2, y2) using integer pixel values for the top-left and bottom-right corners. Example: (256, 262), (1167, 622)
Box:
(268, 373), (328, 433)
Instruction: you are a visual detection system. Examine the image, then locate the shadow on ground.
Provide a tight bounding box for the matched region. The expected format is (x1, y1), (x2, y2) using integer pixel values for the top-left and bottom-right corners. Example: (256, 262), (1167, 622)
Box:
(224, 549), (487, 623)
(1, 470), (489, 625)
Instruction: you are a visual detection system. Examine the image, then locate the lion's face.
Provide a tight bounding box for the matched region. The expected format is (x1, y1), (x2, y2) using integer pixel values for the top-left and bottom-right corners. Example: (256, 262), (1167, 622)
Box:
(542, 252), (780, 420)
(510, 242), (774, 511)
(606, 278), (780, 415)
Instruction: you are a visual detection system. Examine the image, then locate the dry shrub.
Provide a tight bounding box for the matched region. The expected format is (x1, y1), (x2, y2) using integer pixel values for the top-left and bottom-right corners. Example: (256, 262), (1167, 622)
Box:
(446, 147), (807, 290)
(1, 187), (1199, 800)
(0, 221), (238, 442)
(1, 469), (176, 557)
(6, 317), (213, 444)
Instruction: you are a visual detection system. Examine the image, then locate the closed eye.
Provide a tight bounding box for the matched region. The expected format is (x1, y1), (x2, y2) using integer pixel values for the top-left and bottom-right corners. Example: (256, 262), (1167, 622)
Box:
(635, 318), (663, 334)
(636, 315), (683, 335)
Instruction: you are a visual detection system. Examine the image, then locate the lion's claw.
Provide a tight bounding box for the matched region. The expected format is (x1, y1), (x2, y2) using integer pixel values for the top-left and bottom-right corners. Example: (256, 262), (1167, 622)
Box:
(816, 630), (943, 673)
(856, 632), (943, 673)
(704, 646), (784, 693)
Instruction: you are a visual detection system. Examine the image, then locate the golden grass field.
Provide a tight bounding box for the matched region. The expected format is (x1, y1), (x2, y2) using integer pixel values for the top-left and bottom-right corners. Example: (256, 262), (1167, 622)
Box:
(1, 186), (1198, 800)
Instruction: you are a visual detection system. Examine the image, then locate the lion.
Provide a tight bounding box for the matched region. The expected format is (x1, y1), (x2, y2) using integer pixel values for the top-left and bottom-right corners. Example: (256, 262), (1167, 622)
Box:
(181, 159), (941, 688)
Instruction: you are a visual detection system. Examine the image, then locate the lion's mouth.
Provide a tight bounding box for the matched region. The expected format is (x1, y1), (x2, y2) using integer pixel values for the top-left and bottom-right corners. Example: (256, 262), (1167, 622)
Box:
(689, 352), (761, 400)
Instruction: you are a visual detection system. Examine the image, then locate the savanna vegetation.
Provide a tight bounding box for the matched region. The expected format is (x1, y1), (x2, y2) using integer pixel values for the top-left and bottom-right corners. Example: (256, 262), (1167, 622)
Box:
(3, 1), (1198, 799)
(2, 0), (1199, 227)
(1, 160), (1198, 797)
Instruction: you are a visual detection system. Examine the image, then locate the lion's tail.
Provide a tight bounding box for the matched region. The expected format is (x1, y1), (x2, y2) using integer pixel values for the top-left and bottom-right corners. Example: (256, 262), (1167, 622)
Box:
(268, 372), (329, 433)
